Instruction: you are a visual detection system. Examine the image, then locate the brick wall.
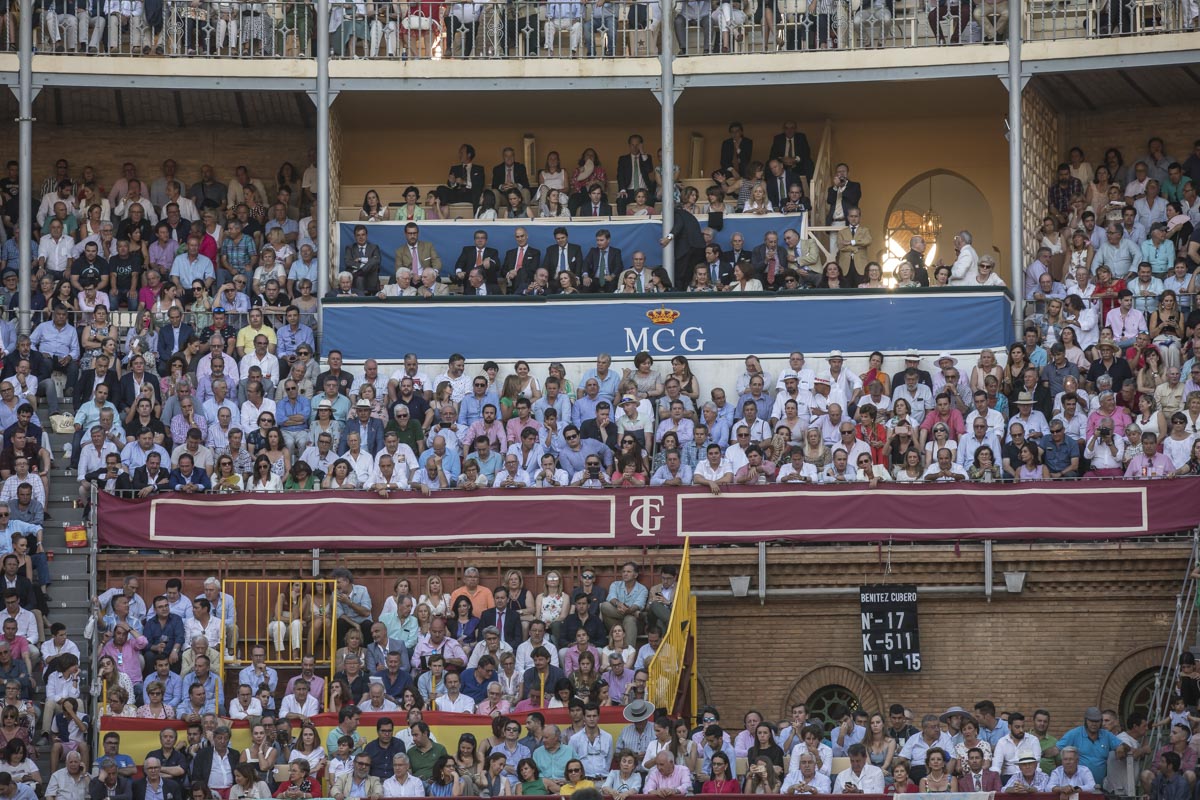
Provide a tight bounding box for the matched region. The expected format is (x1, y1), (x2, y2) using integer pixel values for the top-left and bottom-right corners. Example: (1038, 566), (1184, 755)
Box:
(1060, 103), (1195, 172)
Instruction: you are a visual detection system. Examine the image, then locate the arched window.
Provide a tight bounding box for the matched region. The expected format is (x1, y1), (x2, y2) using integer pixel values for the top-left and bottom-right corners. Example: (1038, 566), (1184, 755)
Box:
(1120, 667), (1160, 724)
(806, 684), (862, 734)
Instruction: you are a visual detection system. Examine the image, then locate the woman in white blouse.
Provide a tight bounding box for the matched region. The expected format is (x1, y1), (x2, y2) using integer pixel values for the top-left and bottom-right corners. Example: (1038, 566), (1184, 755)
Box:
(248, 455), (284, 492)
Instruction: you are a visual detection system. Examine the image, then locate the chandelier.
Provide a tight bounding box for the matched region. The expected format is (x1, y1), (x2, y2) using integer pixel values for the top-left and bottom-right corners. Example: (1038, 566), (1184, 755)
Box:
(920, 179), (941, 243)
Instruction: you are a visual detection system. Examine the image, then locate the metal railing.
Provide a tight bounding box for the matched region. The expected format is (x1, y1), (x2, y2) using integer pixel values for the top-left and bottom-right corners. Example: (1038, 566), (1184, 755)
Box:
(221, 578), (338, 705)
(25, 0), (1195, 56)
(647, 537), (695, 719)
(1024, 0), (1195, 40)
(33, 0), (315, 56)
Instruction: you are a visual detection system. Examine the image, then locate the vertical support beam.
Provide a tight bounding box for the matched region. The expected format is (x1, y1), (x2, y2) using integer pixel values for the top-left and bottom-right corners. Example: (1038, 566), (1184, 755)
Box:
(659, 0), (675, 283)
(1008, 2), (1024, 340)
(16, 2), (34, 337)
(984, 539), (994, 602)
(757, 541), (766, 606)
(316, 0), (331, 304)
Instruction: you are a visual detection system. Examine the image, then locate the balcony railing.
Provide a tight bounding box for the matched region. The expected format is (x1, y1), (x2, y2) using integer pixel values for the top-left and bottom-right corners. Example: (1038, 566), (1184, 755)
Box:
(15, 0), (1196, 57)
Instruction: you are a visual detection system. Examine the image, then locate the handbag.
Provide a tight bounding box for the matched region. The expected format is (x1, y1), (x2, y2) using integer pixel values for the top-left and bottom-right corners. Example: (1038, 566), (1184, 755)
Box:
(49, 413), (75, 435)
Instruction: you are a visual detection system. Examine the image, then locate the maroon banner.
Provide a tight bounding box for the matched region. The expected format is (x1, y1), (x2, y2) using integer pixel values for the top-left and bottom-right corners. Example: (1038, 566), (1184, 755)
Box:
(96, 480), (1199, 551)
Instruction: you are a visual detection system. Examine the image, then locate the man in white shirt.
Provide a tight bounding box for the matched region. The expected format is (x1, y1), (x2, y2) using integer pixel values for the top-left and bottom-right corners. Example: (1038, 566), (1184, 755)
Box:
(992, 712), (1043, 780)
(438, 672), (475, 713)
(948, 230), (980, 285)
(693, 444), (734, 495)
(921, 448), (968, 482)
(775, 351), (815, 392)
(957, 417), (1002, 471)
(894, 371), (933, 425)
(964, 390), (1006, 441)
(515, 621), (560, 674)
(783, 751), (831, 794)
(37, 218), (76, 277)
(833, 744), (885, 793)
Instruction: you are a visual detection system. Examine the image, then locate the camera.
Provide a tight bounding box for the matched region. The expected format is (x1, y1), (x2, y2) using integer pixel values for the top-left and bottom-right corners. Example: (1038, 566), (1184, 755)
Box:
(588, 465), (600, 477)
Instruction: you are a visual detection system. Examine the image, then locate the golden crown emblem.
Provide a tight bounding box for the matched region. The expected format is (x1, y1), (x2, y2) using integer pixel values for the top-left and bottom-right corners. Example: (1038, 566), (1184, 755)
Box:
(646, 306), (680, 326)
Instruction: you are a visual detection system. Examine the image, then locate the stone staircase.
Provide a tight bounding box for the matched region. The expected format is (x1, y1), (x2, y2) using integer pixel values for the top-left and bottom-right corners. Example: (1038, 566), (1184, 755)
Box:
(32, 404), (97, 777)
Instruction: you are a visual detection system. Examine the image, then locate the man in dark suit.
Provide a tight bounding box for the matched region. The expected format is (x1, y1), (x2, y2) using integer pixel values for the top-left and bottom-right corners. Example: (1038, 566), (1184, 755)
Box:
(133, 757), (184, 800)
(580, 400), (620, 455)
(722, 232), (751, 275)
(581, 229), (623, 293)
(769, 122), (813, 182)
(663, 206), (706, 289)
(462, 268), (495, 296)
(478, 587), (523, 648)
(901, 235), (932, 285)
(167, 453), (210, 493)
(824, 162), (863, 225)
(342, 224), (382, 294)
(88, 758), (134, 800)
(189, 728), (240, 787)
(491, 148), (531, 199)
(765, 159), (801, 210)
(576, 184), (613, 218)
(340, 400), (386, 456)
(502, 227), (541, 294)
(700, 243), (734, 286)
(541, 227), (584, 279)
(719, 122), (752, 177)
(118, 450), (171, 497)
(74, 354), (121, 408)
(750, 231), (787, 291)
(955, 750), (1002, 793)
(119, 355), (162, 412)
(453, 230), (502, 292)
(438, 144), (486, 208)
(615, 135), (656, 215)
(155, 307), (194, 366)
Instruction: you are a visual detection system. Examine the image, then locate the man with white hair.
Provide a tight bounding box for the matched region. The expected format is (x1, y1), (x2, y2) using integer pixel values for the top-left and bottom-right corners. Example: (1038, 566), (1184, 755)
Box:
(196, 578), (238, 662)
(45, 749), (89, 800)
(416, 268), (448, 298)
(949, 230), (980, 285)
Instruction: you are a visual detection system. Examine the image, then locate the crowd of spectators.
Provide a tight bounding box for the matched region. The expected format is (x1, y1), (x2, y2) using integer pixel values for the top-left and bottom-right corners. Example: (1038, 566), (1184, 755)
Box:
(63, 564), (1191, 800)
(9, 0), (1020, 59)
(71, 333), (1200, 499)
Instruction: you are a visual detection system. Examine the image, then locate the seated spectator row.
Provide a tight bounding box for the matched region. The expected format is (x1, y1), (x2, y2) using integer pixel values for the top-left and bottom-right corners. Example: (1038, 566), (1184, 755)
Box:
(78, 328), (1200, 503)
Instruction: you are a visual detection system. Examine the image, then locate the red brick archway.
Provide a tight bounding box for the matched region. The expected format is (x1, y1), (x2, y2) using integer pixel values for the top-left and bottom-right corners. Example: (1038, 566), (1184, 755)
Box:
(1098, 643), (1168, 713)
(781, 663), (886, 720)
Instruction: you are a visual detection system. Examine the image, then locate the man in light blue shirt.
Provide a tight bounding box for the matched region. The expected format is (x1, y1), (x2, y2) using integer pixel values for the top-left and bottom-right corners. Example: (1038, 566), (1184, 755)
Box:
(276, 307), (316, 360)
(30, 307), (79, 390)
(1091, 225), (1141, 279)
(1056, 707), (1126, 788)
(0, 511), (41, 560)
(899, 715), (956, 781)
(650, 450), (693, 486)
(532, 378), (571, 423)
(182, 656), (224, 714)
(459, 378), (500, 427)
(276, 382), (312, 452)
(543, 0), (584, 55)
(975, 700), (1010, 747)
(602, 562), (648, 646)
(71, 384), (118, 468)
(1141, 224), (1175, 276)
(572, 379), (603, 427)
(170, 236), (215, 293)
(579, 355), (619, 403)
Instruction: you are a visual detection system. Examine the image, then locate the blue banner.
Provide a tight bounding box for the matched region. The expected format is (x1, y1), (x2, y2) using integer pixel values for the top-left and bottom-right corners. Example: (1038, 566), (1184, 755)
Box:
(338, 215), (806, 278)
(322, 289), (1014, 361)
